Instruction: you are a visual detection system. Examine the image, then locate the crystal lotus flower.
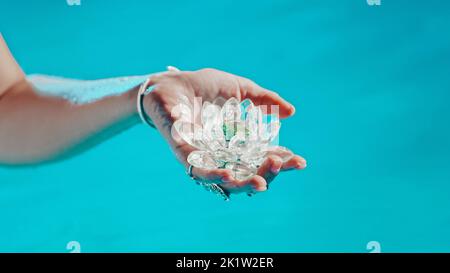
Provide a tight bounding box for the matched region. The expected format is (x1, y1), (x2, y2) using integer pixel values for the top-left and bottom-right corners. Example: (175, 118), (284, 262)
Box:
(173, 97), (295, 180)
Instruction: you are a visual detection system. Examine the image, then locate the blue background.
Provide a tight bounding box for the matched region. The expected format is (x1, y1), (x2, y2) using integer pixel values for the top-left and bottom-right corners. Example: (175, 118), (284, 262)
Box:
(1, 0), (450, 252)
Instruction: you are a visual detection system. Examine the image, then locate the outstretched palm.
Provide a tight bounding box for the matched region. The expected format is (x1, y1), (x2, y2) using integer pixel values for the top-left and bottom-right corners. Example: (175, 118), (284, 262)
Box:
(144, 68), (306, 196)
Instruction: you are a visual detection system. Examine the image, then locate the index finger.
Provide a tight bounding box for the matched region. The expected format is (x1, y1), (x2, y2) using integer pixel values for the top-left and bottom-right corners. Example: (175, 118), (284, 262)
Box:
(237, 77), (296, 118)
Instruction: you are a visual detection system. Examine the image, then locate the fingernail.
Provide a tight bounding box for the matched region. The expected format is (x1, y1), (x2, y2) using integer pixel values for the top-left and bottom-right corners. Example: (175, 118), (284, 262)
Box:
(271, 166), (281, 174)
(289, 105), (296, 115)
(256, 185), (267, 192)
(297, 159), (307, 169)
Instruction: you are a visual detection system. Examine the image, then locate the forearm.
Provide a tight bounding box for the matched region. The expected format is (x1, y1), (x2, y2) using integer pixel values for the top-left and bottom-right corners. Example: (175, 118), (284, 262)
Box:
(0, 79), (142, 165)
(0, 33), (25, 96)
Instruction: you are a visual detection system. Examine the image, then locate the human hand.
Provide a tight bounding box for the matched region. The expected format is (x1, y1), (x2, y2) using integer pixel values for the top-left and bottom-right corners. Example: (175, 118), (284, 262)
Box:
(143, 68), (306, 196)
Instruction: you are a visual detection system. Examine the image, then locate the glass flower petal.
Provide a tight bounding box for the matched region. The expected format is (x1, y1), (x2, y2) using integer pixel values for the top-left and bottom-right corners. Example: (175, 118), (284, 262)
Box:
(178, 97), (290, 180)
(173, 120), (207, 150)
(187, 150), (218, 169)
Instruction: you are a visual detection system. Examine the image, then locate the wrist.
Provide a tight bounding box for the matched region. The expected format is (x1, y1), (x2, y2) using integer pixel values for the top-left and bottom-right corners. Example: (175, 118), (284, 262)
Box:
(136, 78), (158, 129)
(126, 84), (140, 114)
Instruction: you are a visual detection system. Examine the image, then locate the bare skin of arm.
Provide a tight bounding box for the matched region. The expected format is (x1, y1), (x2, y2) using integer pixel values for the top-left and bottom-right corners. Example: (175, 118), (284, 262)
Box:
(0, 34), (306, 195)
(0, 34), (143, 165)
(0, 34), (24, 94)
(0, 79), (141, 165)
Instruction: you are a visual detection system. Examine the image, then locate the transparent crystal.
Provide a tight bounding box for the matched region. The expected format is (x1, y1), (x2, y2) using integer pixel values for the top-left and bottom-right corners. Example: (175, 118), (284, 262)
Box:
(187, 150), (218, 169)
(176, 97), (287, 180)
(224, 161), (256, 180)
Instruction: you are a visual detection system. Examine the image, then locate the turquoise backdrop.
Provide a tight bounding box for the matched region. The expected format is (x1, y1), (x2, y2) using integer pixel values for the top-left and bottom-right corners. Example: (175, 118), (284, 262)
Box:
(1, 0), (450, 252)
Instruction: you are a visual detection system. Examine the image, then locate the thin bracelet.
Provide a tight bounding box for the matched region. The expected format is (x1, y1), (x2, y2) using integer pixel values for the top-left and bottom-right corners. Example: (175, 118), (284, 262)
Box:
(137, 66), (179, 128)
(137, 78), (156, 128)
(187, 165), (230, 201)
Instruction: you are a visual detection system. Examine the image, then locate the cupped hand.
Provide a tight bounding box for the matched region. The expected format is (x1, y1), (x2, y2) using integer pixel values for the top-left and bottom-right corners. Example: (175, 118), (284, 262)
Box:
(143, 68), (306, 196)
